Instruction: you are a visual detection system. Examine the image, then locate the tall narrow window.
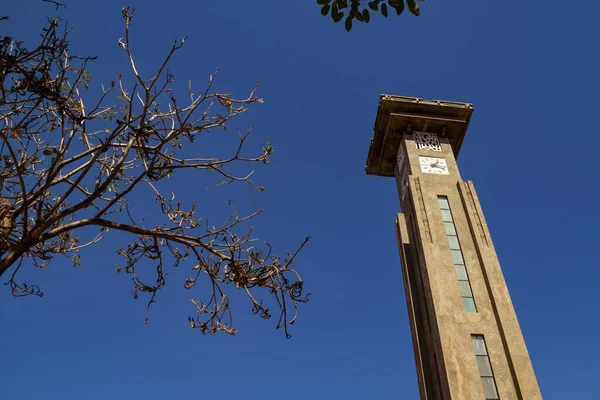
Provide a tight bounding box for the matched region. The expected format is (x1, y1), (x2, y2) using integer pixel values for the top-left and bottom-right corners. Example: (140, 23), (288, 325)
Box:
(472, 335), (500, 400)
(437, 196), (476, 312)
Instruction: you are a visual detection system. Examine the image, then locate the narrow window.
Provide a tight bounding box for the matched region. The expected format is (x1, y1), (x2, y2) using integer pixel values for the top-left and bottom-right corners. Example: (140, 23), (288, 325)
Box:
(437, 196), (477, 312)
(472, 335), (500, 399)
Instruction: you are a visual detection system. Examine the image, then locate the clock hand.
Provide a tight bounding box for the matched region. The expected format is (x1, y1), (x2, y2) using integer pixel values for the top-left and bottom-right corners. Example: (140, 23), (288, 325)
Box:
(429, 162), (446, 170)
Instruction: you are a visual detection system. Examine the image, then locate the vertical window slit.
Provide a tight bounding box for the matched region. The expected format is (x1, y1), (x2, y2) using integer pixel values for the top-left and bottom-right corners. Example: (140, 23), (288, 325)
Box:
(437, 196), (477, 313)
(472, 335), (500, 400)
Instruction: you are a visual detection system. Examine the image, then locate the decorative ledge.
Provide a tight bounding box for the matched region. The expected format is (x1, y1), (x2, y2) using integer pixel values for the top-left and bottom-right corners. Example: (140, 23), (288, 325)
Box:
(366, 95), (473, 177)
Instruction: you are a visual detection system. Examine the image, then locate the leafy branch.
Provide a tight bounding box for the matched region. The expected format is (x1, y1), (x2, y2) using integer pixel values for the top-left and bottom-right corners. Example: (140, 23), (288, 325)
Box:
(317, 0), (424, 31)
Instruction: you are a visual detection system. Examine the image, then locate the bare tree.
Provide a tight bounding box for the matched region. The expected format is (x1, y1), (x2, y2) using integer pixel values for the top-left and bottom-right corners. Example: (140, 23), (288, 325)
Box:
(0, 7), (309, 338)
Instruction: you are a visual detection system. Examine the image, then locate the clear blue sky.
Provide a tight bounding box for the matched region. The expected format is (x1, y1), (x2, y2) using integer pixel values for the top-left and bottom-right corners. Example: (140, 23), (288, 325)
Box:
(2, 1), (599, 399)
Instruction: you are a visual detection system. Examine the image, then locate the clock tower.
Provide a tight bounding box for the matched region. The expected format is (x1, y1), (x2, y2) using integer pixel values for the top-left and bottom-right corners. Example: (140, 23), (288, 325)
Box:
(366, 95), (542, 399)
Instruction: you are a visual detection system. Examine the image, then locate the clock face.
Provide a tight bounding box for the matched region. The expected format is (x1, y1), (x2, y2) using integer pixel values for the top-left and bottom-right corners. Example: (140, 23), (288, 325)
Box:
(419, 157), (449, 175)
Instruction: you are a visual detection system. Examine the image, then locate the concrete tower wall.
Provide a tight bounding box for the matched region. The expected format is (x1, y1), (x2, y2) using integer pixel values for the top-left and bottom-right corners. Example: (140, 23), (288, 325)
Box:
(366, 95), (542, 400)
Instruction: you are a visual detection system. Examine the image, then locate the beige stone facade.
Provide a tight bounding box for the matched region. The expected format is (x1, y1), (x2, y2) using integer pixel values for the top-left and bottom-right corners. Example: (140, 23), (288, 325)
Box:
(366, 95), (542, 399)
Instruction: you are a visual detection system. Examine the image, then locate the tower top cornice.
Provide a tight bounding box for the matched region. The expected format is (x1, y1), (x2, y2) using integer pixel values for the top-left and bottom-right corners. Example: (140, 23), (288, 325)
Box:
(365, 94), (474, 177)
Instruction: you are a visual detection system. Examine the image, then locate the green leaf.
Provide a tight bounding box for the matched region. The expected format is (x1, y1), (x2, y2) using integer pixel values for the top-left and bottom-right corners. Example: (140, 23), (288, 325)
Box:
(368, 0), (379, 11)
(321, 4), (330, 16)
(345, 16), (353, 31)
(355, 12), (364, 22)
(389, 0), (404, 15)
(407, 0), (420, 16)
(43, 149), (53, 156)
(362, 9), (370, 22)
(332, 2), (344, 22)
(381, 2), (388, 17)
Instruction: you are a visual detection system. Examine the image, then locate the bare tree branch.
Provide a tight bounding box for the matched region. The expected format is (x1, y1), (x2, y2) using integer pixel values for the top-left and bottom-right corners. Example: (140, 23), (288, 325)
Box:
(41, 0), (66, 10)
(0, 8), (308, 337)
